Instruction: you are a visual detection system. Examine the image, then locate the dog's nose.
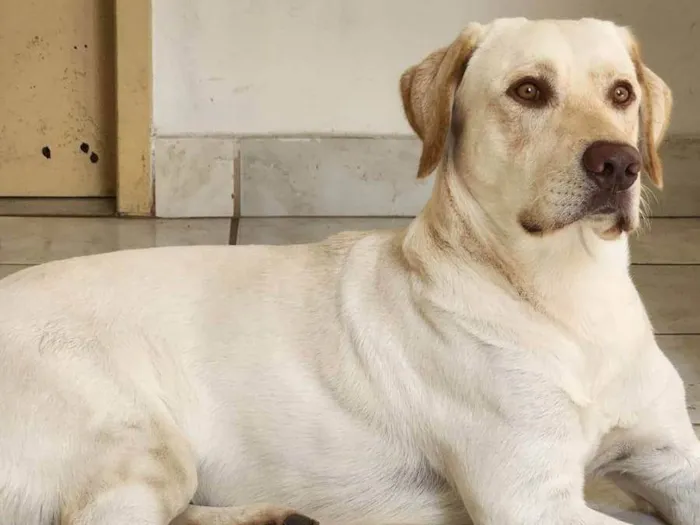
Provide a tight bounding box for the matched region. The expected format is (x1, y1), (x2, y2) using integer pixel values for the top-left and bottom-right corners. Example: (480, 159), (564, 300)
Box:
(582, 141), (641, 192)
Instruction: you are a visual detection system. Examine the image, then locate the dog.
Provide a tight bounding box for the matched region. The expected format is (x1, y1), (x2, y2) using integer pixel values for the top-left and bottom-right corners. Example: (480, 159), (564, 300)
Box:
(0, 16), (696, 525)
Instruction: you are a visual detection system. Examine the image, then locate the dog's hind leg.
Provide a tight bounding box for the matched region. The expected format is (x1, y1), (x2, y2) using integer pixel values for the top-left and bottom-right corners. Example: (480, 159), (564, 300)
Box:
(172, 505), (319, 525)
(57, 414), (318, 525)
(59, 416), (198, 525)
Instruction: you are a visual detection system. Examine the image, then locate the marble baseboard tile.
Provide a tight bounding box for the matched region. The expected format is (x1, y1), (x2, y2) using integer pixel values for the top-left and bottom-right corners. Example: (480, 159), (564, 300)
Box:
(237, 136), (697, 218)
(154, 138), (237, 218)
(240, 137), (431, 216)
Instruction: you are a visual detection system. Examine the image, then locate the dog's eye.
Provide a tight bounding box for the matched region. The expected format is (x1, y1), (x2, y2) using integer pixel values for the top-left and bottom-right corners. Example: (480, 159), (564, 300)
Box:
(610, 82), (635, 107)
(508, 78), (551, 107)
(516, 83), (539, 100)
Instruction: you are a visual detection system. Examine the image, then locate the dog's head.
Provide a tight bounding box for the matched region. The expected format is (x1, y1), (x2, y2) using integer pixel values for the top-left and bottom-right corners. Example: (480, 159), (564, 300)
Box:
(401, 18), (672, 240)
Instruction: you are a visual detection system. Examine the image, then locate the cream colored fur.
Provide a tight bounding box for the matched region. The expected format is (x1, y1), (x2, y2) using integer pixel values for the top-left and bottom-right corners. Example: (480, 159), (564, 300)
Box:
(0, 17), (696, 525)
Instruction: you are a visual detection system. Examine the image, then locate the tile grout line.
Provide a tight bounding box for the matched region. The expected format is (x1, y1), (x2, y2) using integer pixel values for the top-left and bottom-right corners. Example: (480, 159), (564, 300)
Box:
(631, 263), (700, 267)
(229, 218), (239, 245)
(233, 142), (242, 218)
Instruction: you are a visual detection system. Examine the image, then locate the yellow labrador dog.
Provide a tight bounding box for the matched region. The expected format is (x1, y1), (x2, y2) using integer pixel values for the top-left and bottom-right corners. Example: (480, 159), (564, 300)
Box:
(0, 17), (695, 525)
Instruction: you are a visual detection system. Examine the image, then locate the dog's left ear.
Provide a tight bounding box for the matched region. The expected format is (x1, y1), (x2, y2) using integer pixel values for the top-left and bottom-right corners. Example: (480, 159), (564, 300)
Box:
(626, 32), (673, 189)
(400, 23), (484, 179)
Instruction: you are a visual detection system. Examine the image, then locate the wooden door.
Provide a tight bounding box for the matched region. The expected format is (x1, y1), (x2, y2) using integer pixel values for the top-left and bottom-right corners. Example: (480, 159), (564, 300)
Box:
(0, 0), (116, 197)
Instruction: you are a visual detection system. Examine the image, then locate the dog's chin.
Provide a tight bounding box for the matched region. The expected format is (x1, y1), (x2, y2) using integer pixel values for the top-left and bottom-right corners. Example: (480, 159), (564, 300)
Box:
(585, 193), (640, 240)
(519, 201), (639, 240)
(587, 211), (638, 240)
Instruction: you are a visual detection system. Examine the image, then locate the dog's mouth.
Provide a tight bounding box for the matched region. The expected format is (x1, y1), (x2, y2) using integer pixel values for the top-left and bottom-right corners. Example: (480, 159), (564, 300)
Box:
(519, 189), (638, 238)
(585, 189), (638, 236)
(587, 189), (634, 216)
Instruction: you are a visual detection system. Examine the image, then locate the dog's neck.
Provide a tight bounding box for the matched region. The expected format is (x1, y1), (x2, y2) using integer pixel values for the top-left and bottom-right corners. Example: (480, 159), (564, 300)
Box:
(401, 167), (632, 312)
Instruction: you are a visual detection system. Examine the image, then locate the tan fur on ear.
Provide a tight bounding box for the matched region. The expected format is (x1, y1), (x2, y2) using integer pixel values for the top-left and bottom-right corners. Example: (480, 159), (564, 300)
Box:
(400, 24), (483, 178)
(627, 34), (673, 189)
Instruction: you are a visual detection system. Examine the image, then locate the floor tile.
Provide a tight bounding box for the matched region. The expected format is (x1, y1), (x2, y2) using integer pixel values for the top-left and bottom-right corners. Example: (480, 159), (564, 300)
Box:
(631, 266), (700, 334)
(658, 336), (700, 424)
(229, 218), (239, 245)
(0, 198), (115, 216)
(0, 217), (231, 264)
(631, 219), (700, 264)
(649, 138), (700, 217)
(585, 477), (635, 513)
(150, 218), (232, 248)
(237, 217), (412, 245)
(0, 264), (32, 280)
(154, 137), (236, 218)
(240, 138), (430, 216)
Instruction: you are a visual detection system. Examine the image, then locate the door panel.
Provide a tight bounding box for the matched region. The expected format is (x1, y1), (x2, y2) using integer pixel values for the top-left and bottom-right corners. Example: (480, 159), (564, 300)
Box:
(0, 0), (115, 196)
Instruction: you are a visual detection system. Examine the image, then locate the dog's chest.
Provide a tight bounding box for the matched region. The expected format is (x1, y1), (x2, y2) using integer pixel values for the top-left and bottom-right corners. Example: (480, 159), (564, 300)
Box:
(515, 281), (653, 445)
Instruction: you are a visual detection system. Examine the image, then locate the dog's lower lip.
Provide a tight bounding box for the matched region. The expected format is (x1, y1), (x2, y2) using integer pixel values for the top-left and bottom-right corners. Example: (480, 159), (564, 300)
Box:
(595, 204), (617, 214)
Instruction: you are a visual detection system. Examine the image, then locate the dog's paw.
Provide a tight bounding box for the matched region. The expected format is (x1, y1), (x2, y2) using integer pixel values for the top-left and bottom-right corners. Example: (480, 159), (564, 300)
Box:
(279, 513), (320, 525)
(257, 508), (319, 525)
(175, 504), (319, 525)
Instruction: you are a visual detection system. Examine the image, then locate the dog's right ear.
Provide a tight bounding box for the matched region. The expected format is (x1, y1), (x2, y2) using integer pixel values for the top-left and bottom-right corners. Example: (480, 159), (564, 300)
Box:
(400, 24), (483, 179)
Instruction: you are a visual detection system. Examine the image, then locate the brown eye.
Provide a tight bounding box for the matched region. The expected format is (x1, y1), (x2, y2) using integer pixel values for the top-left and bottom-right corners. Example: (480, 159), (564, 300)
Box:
(516, 82), (540, 101)
(508, 78), (551, 107)
(610, 82), (634, 107)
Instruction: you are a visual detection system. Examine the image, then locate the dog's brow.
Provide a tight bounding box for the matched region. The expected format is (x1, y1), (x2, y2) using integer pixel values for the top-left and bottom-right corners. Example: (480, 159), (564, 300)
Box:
(588, 66), (637, 86)
(507, 60), (557, 83)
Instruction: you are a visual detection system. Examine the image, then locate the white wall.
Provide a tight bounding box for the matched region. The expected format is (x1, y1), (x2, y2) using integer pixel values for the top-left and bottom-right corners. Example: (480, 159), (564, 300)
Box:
(153, 0), (700, 137)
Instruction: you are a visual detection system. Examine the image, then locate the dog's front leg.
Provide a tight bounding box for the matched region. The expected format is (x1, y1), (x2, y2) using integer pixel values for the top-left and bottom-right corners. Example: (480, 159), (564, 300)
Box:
(428, 378), (628, 525)
(601, 350), (700, 525)
(440, 436), (627, 525)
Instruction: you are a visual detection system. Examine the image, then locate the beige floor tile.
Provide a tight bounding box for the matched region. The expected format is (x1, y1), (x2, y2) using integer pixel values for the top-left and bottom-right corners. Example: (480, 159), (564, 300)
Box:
(631, 219), (700, 264)
(151, 219), (233, 247)
(585, 477), (636, 514)
(0, 198), (115, 216)
(0, 264), (32, 280)
(658, 335), (700, 424)
(649, 138), (700, 217)
(631, 266), (700, 334)
(0, 217), (231, 264)
(237, 217), (412, 245)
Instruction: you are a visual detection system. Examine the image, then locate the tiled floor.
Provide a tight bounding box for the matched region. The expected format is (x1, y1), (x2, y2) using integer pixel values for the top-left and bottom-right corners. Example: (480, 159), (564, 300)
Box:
(0, 215), (698, 433)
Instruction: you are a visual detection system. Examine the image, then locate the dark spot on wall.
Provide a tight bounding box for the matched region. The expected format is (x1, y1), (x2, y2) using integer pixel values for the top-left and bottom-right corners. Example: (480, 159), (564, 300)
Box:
(73, 45), (78, 50)
(84, 44), (88, 49)
(80, 142), (90, 153)
(41, 146), (51, 159)
(89, 152), (99, 164)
